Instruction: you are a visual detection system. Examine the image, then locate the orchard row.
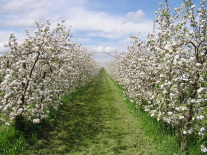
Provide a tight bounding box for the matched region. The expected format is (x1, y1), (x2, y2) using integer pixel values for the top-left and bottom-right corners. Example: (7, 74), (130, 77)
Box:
(0, 20), (101, 125)
(106, 0), (206, 152)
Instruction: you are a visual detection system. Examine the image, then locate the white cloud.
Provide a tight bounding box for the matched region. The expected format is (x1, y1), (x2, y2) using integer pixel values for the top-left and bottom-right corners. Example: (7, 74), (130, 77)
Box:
(0, 0), (154, 65)
(0, 0), (50, 13)
(0, 42), (9, 54)
(89, 44), (126, 66)
(5, 19), (35, 27)
(0, 31), (10, 43)
(0, 43), (5, 51)
(93, 46), (117, 53)
(1, 0), (153, 39)
(0, 29), (27, 54)
(93, 52), (115, 66)
(76, 38), (91, 42)
(0, 30), (27, 43)
(125, 9), (145, 23)
(64, 7), (152, 39)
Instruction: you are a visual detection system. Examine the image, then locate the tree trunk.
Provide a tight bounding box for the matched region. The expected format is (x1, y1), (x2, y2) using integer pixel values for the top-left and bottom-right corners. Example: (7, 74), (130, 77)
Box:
(14, 115), (25, 131)
(180, 109), (192, 151)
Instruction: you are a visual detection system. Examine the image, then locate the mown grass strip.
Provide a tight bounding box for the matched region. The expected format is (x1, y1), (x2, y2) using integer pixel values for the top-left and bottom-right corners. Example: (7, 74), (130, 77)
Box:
(27, 69), (176, 154)
(1, 69), (201, 154)
(113, 76), (203, 155)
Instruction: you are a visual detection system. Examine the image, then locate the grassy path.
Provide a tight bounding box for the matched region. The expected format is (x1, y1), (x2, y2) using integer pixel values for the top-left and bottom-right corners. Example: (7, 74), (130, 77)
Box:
(28, 70), (168, 154)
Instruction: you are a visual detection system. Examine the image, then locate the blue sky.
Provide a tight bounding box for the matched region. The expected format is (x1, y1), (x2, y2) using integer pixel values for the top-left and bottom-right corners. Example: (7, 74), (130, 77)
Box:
(0, 0), (202, 65)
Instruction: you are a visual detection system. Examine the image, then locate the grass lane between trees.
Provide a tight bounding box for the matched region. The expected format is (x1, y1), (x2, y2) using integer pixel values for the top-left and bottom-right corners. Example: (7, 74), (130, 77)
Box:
(27, 69), (183, 155)
(2, 69), (198, 154)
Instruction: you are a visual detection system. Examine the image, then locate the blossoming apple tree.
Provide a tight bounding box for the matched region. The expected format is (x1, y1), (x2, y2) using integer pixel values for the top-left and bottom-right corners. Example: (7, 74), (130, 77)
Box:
(106, 0), (206, 152)
(0, 20), (101, 125)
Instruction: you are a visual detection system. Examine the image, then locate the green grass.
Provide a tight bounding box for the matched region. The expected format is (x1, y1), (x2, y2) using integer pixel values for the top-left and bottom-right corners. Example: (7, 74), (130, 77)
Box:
(0, 115), (57, 154)
(0, 125), (27, 155)
(0, 69), (203, 154)
(0, 88), (28, 154)
(123, 100), (181, 154)
(114, 79), (204, 155)
(27, 69), (182, 154)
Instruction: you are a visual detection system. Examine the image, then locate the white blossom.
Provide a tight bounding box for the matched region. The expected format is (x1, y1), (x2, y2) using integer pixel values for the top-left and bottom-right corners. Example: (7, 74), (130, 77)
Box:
(33, 118), (40, 124)
(201, 145), (207, 152)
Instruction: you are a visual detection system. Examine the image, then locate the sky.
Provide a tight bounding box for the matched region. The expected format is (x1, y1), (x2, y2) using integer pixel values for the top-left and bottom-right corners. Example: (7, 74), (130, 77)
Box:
(0, 0), (202, 66)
